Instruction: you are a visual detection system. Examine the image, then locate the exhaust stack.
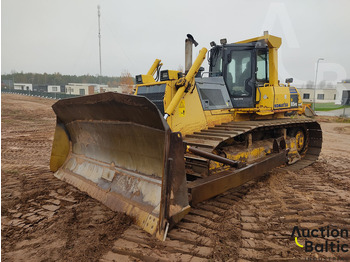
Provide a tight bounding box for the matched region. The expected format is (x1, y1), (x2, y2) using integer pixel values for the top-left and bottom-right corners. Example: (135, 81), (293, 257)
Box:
(185, 34), (198, 73)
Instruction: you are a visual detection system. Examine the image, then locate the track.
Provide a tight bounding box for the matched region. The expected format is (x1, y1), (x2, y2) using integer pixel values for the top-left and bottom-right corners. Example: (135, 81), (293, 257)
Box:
(183, 118), (322, 204)
(184, 118), (322, 166)
(2, 94), (350, 261)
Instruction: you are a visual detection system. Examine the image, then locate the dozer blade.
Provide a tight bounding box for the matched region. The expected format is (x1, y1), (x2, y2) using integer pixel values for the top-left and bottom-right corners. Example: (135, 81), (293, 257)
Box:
(50, 92), (190, 240)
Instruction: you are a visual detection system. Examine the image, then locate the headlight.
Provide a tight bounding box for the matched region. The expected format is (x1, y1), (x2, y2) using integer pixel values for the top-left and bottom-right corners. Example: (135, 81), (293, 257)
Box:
(135, 75), (143, 84)
(160, 70), (169, 81)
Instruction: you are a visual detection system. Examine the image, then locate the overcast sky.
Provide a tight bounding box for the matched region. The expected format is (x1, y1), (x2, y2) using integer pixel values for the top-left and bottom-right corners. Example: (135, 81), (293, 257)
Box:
(1, 0), (349, 85)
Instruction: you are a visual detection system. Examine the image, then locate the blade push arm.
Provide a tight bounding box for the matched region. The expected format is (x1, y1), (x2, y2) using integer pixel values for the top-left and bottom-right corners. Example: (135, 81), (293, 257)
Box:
(164, 48), (207, 119)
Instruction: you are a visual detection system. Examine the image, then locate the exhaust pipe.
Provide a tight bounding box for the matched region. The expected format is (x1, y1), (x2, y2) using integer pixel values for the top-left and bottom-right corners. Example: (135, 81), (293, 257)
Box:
(185, 34), (198, 73)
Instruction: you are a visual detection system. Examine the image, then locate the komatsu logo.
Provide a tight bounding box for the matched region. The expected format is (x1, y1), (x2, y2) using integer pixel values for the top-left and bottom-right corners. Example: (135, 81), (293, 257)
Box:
(291, 226), (349, 253)
(274, 103), (288, 108)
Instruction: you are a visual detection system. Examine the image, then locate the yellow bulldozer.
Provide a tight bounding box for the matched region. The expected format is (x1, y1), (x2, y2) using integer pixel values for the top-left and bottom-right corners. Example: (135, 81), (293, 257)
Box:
(50, 32), (322, 240)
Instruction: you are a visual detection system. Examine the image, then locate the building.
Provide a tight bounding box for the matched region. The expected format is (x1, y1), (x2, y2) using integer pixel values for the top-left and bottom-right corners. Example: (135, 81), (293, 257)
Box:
(65, 83), (108, 96)
(336, 82), (350, 105)
(33, 85), (48, 92)
(101, 85), (136, 94)
(297, 81), (350, 105)
(297, 88), (337, 103)
(14, 83), (33, 91)
(48, 85), (64, 93)
(342, 90), (350, 105)
(32, 85), (65, 93)
(99, 86), (125, 93)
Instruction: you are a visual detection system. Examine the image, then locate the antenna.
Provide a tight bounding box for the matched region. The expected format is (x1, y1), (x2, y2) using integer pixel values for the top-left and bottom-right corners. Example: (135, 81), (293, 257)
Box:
(97, 5), (102, 77)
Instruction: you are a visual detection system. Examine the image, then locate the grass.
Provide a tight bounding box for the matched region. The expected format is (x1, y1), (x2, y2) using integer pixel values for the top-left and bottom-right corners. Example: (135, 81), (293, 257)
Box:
(335, 117), (350, 123)
(309, 103), (350, 111)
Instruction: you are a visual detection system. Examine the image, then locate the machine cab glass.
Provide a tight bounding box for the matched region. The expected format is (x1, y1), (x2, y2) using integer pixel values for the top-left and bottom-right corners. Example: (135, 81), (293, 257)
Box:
(226, 49), (252, 97)
(209, 43), (269, 108)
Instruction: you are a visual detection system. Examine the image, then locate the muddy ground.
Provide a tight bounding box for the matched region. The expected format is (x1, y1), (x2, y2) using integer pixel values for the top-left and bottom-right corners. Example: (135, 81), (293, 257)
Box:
(1, 93), (350, 261)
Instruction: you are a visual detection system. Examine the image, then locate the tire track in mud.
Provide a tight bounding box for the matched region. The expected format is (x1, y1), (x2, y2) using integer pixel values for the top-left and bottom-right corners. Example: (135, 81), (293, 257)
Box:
(2, 94), (133, 262)
(101, 154), (350, 261)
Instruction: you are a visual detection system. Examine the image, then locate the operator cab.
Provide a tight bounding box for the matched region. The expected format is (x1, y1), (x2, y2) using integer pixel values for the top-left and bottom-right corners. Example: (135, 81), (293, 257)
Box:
(207, 41), (269, 108)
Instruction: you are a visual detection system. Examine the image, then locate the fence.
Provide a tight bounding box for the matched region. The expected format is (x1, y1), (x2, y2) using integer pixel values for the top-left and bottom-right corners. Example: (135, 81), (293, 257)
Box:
(1, 88), (80, 100)
(316, 107), (350, 118)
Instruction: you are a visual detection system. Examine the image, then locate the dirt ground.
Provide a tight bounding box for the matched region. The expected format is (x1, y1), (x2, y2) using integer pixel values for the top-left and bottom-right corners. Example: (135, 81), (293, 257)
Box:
(2, 93), (350, 261)
(1, 94), (133, 262)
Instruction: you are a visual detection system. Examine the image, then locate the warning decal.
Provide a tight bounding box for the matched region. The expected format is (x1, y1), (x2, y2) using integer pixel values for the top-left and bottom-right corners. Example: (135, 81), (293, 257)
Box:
(179, 99), (185, 117)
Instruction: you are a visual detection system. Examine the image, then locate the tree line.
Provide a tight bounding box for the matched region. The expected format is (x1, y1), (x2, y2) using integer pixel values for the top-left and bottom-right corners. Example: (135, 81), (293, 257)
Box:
(1, 71), (135, 87)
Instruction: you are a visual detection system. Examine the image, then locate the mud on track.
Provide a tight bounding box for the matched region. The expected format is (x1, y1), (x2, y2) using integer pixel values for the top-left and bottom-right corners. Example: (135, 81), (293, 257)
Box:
(2, 94), (350, 261)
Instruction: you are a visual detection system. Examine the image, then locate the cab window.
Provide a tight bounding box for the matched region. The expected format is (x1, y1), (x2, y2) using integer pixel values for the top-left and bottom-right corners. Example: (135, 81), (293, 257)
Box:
(225, 50), (252, 97)
(256, 49), (268, 85)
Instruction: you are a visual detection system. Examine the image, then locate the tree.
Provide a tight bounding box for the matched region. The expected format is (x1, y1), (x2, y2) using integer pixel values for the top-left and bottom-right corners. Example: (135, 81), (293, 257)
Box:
(319, 80), (326, 89)
(326, 82), (334, 89)
(1, 72), (126, 87)
(119, 70), (134, 94)
(306, 81), (314, 89)
(107, 80), (118, 87)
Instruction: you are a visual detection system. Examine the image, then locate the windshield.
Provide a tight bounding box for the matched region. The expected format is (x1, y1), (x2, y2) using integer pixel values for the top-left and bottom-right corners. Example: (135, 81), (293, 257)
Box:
(225, 50), (252, 97)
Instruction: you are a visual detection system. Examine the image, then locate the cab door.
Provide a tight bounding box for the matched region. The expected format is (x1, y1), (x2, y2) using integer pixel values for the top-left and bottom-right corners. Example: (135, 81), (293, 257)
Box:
(223, 46), (257, 108)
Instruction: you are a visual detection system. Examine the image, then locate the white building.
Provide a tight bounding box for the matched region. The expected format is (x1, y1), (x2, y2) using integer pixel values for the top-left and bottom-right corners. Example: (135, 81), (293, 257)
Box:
(100, 86), (124, 93)
(336, 82), (350, 104)
(65, 83), (108, 96)
(48, 85), (61, 93)
(14, 83), (33, 91)
(101, 85), (136, 94)
(297, 88), (337, 103)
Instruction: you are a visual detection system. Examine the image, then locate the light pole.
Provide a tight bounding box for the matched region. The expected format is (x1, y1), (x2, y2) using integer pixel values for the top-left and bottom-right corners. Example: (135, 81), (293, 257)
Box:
(97, 5), (102, 82)
(313, 58), (324, 111)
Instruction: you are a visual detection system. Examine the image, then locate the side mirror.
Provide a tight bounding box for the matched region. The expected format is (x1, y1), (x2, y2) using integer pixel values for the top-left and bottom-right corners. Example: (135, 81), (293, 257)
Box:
(285, 78), (293, 84)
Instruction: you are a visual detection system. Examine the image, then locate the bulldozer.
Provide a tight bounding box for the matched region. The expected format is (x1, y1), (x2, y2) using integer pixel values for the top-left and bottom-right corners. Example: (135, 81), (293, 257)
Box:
(50, 32), (322, 240)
